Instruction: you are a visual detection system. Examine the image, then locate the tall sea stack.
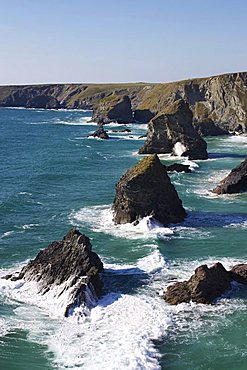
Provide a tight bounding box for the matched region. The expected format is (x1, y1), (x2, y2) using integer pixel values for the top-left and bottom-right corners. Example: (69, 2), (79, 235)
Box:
(112, 154), (186, 225)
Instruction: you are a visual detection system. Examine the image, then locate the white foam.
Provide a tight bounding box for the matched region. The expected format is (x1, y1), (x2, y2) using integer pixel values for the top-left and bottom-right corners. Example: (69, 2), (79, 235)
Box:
(173, 142), (186, 156)
(0, 231), (15, 240)
(0, 253), (246, 370)
(70, 205), (174, 240)
(181, 159), (199, 171)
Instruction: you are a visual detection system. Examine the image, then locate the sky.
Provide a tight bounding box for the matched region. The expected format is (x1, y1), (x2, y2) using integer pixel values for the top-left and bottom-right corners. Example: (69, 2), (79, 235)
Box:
(0, 0), (246, 84)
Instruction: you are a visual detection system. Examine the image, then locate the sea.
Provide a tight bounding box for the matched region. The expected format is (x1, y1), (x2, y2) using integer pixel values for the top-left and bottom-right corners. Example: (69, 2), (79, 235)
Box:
(0, 107), (247, 370)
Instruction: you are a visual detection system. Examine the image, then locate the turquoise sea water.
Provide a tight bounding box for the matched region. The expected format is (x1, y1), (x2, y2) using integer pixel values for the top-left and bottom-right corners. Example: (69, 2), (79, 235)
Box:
(0, 107), (247, 370)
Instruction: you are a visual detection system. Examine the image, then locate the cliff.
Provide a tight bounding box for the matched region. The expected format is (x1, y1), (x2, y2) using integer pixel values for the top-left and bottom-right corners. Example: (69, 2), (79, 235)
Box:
(0, 71), (247, 132)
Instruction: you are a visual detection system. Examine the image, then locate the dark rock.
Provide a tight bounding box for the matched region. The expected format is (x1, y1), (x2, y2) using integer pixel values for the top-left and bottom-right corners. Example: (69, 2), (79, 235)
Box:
(193, 118), (229, 136)
(212, 158), (247, 194)
(92, 95), (133, 124)
(91, 126), (109, 139)
(133, 109), (155, 123)
(3, 228), (103, 316)
(26, 95), (60, 109)
(164, 163), (191, 173)
(112, 154), (186, 225)
(138, 100), (208, 160)
(230, 264), (247, 284)
(112, 128), (131, 133)
(164, 262), (231, 305)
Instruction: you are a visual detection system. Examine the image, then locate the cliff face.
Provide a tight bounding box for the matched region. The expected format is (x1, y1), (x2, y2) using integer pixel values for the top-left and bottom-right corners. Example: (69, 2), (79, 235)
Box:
(137, 72), (247, 132)
(0, 72), (247, 132)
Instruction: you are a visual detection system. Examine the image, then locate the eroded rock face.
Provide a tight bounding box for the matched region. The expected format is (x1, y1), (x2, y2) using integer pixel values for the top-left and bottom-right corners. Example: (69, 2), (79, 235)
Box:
(164, 262), (231, 305)
(138, 100), (208, 160)
(193, 119), (229, 137)
(91, 126), (109, 139)
(92, 95), (133, 124)
(112, 154), (186, 225)
(230, 264), (247, 284)
(3, 228), (103, 316)
(212, 158), (247, 194)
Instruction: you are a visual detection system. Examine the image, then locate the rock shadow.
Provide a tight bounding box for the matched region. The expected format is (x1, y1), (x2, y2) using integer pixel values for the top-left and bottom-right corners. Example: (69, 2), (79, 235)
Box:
(180, 211), (247, 228)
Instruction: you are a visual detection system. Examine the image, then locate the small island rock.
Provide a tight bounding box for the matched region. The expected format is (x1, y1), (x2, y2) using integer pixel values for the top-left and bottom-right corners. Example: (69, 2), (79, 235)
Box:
(3, 228), (103, 317)
(139, 100), (208, 160)
(164, 163), (191, 173)
(91, 126), (109, 139)
(212, 158), (247, 194)
(164, 262), (231, 305)
(230, 264), (247, 284)
(112, 154), (186, 225)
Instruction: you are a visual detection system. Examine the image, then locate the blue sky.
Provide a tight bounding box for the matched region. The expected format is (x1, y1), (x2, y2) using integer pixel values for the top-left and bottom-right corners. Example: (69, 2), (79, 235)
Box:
(0, 0), (246, 84)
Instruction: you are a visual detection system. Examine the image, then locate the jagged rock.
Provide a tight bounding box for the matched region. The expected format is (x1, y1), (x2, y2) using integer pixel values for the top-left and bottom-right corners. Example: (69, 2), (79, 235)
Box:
(230, 264), (247, 284)
(92, 95), (133, 124)
(212, 158), (247, 194)
(164, 262), (231, 305)
(112, 154), (186, 225)
(138, 100), (208, 160)
(164, 163), (191, 173)
(3, 228), (103, 316)
(133, 109), (155, 123)
(193, 118), (229, 136)
(91, 126), (109, 139)
(112, 128), (131, 133)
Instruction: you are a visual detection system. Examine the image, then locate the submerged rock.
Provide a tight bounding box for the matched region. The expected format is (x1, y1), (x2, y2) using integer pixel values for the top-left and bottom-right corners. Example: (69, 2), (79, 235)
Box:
(164, 163), (191, 173)
(164, 262), (231, 305)
(230, 264), (247, 284)
(212, 158), (247, 194)
(91, 126), (109, 139)
(3, 228), (103, 317)
(138, 100), (208, 160)
(92, 95), (133, 124)
(112, 154), (186, 225)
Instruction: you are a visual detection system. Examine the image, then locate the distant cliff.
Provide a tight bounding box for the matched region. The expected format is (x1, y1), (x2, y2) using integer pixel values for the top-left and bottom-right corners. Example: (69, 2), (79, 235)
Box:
(0, 71), (247, 132)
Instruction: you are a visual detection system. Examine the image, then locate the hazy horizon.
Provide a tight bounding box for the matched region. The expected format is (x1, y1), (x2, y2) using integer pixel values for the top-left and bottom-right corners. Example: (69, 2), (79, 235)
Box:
(1, 0), (246, 85)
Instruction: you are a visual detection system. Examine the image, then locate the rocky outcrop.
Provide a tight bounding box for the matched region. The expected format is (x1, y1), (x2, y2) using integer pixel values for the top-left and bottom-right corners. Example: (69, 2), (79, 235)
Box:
(139, 100), (208, 160)
(212, 158), (247, 194)
(91, 126), (109, 139)
(3, 228), (103, 317)
(92, 95), (133, 124)
(164, 163), (191, 173)
(164, 262), (231, 305)
(112, 154), (186, 225)
(230, 264), (247, 284)
(193, 118), (229, 136)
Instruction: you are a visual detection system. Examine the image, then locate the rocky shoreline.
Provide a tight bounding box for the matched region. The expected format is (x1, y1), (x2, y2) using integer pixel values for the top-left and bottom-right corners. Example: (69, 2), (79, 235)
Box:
(0, 71), (247, 135)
